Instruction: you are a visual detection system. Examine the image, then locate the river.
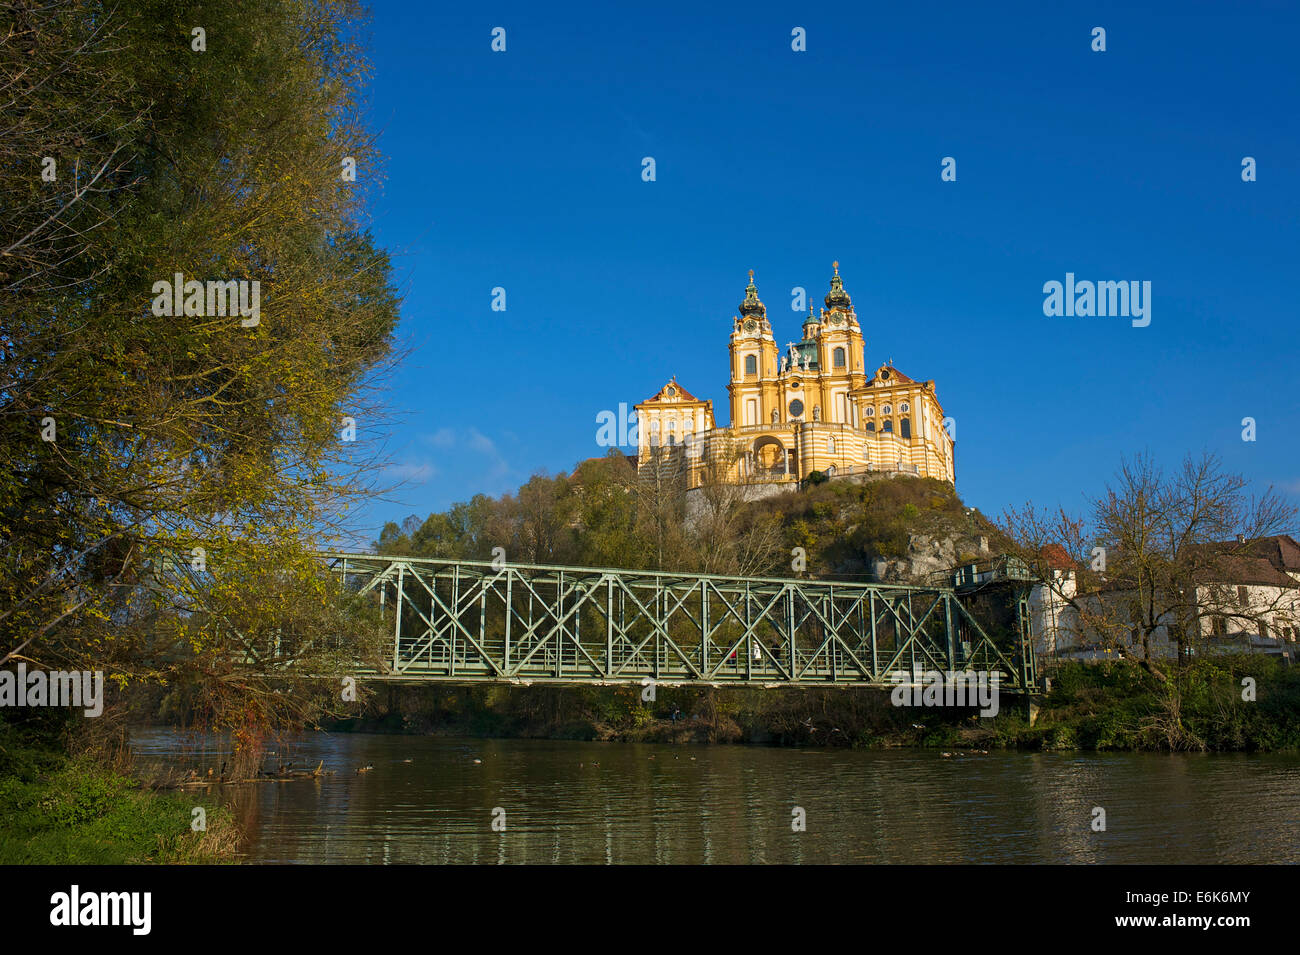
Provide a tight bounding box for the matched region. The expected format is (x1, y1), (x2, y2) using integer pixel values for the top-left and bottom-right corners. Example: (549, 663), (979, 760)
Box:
(129, 729), (1300, 864)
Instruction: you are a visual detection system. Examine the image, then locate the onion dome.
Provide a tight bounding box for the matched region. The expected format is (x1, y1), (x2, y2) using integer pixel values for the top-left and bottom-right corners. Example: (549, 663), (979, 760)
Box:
(739, 269), (766, 318)
(824, 260), (852, 311)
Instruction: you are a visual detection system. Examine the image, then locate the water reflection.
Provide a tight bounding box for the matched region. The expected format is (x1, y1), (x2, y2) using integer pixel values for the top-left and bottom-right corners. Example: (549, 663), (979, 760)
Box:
(130, 731), (1300, 864)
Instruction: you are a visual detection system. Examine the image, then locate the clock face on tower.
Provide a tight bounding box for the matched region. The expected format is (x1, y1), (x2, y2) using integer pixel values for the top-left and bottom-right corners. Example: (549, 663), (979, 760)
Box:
(744, 320), (756, 331)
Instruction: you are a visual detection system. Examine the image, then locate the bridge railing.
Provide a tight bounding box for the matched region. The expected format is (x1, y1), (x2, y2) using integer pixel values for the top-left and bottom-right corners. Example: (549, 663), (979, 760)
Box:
(317, 554), (1038, 692)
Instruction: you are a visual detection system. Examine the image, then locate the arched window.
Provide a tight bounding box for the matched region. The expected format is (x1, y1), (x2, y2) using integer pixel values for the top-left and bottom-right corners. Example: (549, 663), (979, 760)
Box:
(833, 347), (846, 368)
(882, 404), (892, 415)
(744, 354), (757, 376)
(900, 418), (911, 439)
(899, 401), (910, 414)
(864, 407), (875, 417)
(865, 421), (875, 432)
(882, 419), (893, 433)
(828, 437), (836, 453)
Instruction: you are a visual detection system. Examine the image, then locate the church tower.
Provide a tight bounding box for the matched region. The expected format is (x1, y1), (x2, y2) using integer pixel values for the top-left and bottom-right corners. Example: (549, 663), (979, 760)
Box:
(811, 261), (867, 427)
(727, 271), (779, 429)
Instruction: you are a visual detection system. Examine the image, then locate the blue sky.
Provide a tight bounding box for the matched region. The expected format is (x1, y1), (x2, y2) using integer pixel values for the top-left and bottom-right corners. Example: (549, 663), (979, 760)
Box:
(350, 0), (1300, 541)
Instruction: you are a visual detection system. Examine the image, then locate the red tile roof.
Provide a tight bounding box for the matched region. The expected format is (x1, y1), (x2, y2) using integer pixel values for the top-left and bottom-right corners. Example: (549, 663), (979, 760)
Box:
(642, 377), (702, 403)
(868, 365), (915, 386)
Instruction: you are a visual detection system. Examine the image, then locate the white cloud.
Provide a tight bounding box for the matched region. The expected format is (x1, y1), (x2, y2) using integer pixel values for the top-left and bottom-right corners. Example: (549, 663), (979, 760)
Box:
(425, 428), (457, 448)
(417, 428), (510, 482)
(386, 461), (437, 482)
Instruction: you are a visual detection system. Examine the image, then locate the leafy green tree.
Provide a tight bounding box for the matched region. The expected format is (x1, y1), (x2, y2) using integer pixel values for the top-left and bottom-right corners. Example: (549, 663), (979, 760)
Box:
(1, 0), (399, 767)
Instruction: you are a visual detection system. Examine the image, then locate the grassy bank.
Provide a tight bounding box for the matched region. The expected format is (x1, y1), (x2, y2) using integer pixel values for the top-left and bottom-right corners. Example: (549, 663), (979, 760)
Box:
(0, 721), (241, 865)
(324, 658), (1300, 753)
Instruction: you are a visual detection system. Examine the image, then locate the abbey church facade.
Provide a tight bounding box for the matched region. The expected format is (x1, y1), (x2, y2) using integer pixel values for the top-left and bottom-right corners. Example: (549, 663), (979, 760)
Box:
(634, 264), (956, 490)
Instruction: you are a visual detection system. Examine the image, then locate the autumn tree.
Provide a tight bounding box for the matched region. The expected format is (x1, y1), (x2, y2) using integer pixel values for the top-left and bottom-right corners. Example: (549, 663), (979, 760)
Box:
(1, 0), (399, 763)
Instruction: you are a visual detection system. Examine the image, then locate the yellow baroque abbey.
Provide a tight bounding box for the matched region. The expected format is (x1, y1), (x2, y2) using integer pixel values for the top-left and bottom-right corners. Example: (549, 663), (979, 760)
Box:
(634, 264), (956, 491)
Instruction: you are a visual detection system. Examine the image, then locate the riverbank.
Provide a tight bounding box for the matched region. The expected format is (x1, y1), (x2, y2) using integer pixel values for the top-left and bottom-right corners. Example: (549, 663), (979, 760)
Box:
(0, 722), (241, 864)
(323, 660), (1300, 752)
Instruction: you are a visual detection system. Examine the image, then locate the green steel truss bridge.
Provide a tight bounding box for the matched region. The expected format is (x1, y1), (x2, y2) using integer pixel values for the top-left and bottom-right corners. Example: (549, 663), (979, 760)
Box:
(321, 554), (1039, 693)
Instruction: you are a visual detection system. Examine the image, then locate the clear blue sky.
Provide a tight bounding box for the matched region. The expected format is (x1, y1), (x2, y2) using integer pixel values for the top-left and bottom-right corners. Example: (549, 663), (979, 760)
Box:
(351, 0), (1300, 541)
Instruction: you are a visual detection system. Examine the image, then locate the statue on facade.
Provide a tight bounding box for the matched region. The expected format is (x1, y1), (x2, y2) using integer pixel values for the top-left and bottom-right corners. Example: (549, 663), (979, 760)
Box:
(812, 405), (821, 422)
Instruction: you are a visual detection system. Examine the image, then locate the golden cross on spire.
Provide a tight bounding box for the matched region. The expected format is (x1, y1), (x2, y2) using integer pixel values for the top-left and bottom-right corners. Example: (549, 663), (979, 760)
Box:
(748, 269), (754, 283)
(832, 260), (839, 274)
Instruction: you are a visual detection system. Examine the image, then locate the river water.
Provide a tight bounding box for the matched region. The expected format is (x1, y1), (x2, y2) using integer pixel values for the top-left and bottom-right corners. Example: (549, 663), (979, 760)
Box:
(130, 730), (1300, 864)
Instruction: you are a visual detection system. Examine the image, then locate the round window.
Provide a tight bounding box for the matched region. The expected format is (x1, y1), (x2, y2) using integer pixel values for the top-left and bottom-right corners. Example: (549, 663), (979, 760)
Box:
(864, 406), (875, 417)
(882, 404), (892, 415)
(789, 399), (805, 418)
(899, 402), (910, 413)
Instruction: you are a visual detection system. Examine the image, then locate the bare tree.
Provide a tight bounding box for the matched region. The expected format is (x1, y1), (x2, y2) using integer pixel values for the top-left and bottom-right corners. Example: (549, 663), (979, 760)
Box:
(687, 430), (784, 577)
(1002, 453), (1299, 681)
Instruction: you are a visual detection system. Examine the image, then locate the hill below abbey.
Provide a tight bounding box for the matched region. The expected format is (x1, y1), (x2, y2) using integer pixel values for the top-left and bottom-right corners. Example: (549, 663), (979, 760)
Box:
(374, 451), (1000, 586)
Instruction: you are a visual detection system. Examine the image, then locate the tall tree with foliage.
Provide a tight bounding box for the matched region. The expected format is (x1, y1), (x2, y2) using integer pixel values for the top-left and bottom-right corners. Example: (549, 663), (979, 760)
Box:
(1, 0), (398, 770)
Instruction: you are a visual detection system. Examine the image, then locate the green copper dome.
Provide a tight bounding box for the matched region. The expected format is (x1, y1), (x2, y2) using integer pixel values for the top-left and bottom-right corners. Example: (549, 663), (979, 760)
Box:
(739, 269), (766, 318)
(824, 261), (852, 311)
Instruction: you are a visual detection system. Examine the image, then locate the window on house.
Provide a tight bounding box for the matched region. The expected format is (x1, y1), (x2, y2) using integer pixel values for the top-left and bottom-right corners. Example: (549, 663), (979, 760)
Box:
(1237, 586), (1249, 606)
(744, 354), (757, 376)
(882, 419), (893, 433)
(833, 347), (845, 368)
(828, 437), (836, 453)
(1212, 616), (1227, 636)
(900, 418), (911, 439)
(865, 421), (875, 432)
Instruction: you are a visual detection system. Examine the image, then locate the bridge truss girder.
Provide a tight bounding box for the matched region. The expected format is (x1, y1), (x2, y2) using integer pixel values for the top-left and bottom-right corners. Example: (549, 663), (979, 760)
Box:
(320, 555), (1037, 692)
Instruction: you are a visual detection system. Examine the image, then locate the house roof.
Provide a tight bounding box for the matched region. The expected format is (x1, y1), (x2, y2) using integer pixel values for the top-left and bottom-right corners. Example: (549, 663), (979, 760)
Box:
(865, 364), (915, 386)
(639, 376), (704, 404)
(1195, 555), (1299, 588)
(1039, 543), (1078, 571)
(1077, 540), (1300, 593)
(1224, 535), (1300, 573)
(1183, 536), (1300, 585)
